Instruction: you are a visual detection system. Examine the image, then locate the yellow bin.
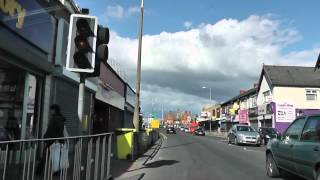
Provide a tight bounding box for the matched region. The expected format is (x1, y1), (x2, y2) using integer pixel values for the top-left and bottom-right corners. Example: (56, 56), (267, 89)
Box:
(116, 128), (137, 160)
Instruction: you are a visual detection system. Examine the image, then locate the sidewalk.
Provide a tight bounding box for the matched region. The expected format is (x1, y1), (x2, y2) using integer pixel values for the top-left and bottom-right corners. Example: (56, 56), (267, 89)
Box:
(111, 137), (163, 180)
(205, 131), (228, 139)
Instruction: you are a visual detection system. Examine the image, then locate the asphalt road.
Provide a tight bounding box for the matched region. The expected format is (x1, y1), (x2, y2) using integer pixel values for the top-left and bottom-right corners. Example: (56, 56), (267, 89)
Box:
(116, 131), (305, 180)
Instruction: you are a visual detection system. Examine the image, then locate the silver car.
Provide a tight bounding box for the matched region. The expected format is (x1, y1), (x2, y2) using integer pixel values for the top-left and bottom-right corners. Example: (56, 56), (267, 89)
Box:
(227, 125), (261, 146)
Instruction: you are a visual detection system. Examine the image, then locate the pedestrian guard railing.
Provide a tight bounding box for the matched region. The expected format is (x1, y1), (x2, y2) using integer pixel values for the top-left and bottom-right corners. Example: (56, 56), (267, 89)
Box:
(0, 132), (113, 180)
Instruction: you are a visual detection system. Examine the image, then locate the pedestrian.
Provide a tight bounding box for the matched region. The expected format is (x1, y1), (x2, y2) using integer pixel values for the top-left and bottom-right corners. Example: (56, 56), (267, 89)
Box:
(36, 104), (65, 175)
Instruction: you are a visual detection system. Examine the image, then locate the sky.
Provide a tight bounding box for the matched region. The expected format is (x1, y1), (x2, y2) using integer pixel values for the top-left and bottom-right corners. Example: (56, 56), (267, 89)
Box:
(75, 0), (320, 117)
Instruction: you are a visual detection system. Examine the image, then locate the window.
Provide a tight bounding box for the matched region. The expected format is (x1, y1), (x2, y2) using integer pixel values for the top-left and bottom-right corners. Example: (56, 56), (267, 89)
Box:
(284, 118), (307, 140)
(306, 89), (317, 101)
(263, 91), (272, 103)
(301, 116), (320, 141)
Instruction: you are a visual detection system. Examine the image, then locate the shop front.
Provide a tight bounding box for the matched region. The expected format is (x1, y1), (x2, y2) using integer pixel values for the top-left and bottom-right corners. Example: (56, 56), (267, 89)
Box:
(257, 103), (273, 128)
(0, 0), (56, 140)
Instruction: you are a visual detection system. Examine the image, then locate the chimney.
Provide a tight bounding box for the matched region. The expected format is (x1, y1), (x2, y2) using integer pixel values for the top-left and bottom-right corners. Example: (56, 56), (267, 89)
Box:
(240, 89), (246, 94)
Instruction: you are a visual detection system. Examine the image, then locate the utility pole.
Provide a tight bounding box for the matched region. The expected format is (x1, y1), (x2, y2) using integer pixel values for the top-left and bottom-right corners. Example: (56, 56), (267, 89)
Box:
(133, 0), (144, 131)
(161, 104), (164, 125)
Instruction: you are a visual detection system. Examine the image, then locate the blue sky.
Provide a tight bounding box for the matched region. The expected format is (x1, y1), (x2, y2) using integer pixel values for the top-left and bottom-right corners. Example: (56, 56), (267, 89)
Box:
(75, 0), (320, 115)
(76, 0), (320, 52)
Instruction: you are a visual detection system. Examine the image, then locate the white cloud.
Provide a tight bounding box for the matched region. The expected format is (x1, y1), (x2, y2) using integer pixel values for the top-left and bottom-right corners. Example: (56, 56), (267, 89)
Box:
(108, 15), (319, 114)
(103, 5), (140, 21)
(128, 6), (140, 15)
(184, 21), (193, 29)
(105, 5), (124, 20)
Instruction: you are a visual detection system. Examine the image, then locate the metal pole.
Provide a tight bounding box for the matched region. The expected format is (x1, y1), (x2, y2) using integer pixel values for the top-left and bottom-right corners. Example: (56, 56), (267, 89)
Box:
(78, 73), (85, 122)
(209, 87), (212, 102)
(133, 0), (144, 131)
(161, 104), (164, 125)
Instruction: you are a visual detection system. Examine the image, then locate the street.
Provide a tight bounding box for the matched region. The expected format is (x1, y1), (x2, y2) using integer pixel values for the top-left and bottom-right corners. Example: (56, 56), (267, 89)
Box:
(116, 131), (304, 180)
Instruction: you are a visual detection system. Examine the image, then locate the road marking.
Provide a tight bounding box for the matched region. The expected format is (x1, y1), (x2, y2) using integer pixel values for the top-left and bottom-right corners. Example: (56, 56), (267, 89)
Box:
(160, 132), (168, 140)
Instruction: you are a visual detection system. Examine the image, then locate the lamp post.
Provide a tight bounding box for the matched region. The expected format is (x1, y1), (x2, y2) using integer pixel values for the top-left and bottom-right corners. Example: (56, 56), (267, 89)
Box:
(202, 86), (212, 133)
(133, 0), (145, 131)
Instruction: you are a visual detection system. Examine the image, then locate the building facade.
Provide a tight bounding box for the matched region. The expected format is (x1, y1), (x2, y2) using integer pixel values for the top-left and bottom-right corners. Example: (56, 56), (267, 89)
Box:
(256, 65), (320, 132)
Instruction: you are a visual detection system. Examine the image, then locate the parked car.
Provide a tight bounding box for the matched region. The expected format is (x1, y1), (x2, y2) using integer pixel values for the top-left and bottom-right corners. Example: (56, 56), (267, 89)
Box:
(228, 125), (261, 146)
(184, 127), (189, 133)
(166, 127), (176, 134)
(258, 127), (279, 145)
(180, 127), (185, 131)
(194, 128), (205, 136)
(266, 115), (320, 180)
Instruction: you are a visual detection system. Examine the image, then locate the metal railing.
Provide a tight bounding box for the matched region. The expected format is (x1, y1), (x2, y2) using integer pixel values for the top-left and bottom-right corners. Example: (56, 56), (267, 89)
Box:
(0, 133), (113, 180)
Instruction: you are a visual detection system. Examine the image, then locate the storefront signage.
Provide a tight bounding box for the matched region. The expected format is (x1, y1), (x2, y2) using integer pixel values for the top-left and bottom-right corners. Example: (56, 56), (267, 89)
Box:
(238, 109), (248, 124)
(275, 102), (296, 123)
(96, 85), (125, 110)
(0, 0), (54, 53)
(0, 0), (26, 28)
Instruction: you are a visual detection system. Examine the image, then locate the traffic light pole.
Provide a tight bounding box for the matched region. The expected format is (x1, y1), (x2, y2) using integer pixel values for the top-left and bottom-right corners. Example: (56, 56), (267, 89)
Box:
(78, 73), (86, 123)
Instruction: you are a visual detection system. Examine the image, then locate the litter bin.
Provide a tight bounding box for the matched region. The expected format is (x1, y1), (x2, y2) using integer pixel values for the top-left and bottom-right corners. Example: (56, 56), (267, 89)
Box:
(116, 128), (137, 160)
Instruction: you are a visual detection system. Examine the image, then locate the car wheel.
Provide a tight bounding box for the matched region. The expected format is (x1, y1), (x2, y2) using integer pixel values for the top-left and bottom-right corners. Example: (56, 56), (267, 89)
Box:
(266, 153), (280, 177)
(315, 167), (320, 180)
(234, 137), (238, 145)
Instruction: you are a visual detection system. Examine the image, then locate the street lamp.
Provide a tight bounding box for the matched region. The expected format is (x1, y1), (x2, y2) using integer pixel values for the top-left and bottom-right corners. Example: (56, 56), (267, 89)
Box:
(202, 86), (212, 101)
(202, 86), (213, 133)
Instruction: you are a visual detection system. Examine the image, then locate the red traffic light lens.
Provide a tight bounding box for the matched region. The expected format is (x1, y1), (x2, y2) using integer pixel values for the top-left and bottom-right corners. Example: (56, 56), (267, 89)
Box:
(75, 36), (92, 52)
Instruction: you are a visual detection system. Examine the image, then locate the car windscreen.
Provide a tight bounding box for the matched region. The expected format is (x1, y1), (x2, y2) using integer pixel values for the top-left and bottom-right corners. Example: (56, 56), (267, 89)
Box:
(237, 126), (255, 132)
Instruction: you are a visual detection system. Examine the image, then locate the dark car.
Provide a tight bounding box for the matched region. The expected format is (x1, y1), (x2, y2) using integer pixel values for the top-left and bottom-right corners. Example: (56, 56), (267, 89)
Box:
(166, 127), (176, 134)
(258, 127), (279, 145)
(194, 128), (205, 136)
(266, 115), (320, 180)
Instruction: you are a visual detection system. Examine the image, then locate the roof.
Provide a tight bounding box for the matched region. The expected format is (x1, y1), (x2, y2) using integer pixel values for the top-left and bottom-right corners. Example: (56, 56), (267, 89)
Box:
(262, 65), (320, 88)
(221, 87), (257, 106)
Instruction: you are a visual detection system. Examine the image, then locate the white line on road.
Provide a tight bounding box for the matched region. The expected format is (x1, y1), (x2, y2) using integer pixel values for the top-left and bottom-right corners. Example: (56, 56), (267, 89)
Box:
(160, 132), (168, 140)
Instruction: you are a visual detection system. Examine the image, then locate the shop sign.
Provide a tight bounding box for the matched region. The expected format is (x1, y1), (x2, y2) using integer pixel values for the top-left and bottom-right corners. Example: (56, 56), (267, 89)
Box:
(0, 0), (54, 53)
(96, 85), (125, 110)
(238, 109), (248, 124)
(275, 102), (296, 123)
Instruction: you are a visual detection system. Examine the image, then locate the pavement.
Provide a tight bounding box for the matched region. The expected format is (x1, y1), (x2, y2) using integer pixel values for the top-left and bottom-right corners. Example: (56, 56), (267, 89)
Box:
(111, 130), (305, 180)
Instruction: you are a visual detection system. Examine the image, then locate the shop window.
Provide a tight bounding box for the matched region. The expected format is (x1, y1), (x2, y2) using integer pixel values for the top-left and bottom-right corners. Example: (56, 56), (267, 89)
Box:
(306, 89), (317, 101)
(0, 62), (24, 140)
(0, 61), (41, 140)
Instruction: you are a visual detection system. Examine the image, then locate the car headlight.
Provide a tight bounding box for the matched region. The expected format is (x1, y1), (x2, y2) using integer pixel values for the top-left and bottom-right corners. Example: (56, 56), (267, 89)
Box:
(266, 135), (270, 139)
(237, 134), (244, 138)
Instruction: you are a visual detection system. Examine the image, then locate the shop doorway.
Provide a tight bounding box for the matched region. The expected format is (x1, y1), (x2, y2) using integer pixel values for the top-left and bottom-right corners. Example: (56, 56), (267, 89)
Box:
(0, 61), (42, 140)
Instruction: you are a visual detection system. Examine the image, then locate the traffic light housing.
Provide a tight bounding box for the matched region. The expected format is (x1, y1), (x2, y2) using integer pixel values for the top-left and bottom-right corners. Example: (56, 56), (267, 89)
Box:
(66, 14), (98, 73)
(87, 25), (109, 77)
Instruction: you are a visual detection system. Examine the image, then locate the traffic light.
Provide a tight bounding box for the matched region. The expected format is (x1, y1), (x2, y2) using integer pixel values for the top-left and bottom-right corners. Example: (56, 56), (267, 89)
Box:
(66, 14), (98, 73)
(87, 25), (109, 77)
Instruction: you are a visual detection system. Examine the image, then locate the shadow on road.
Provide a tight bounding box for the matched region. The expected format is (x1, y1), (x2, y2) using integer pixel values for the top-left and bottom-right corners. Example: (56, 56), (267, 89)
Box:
(144, 160), (179, 168)
(127, 160), (179, 172)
